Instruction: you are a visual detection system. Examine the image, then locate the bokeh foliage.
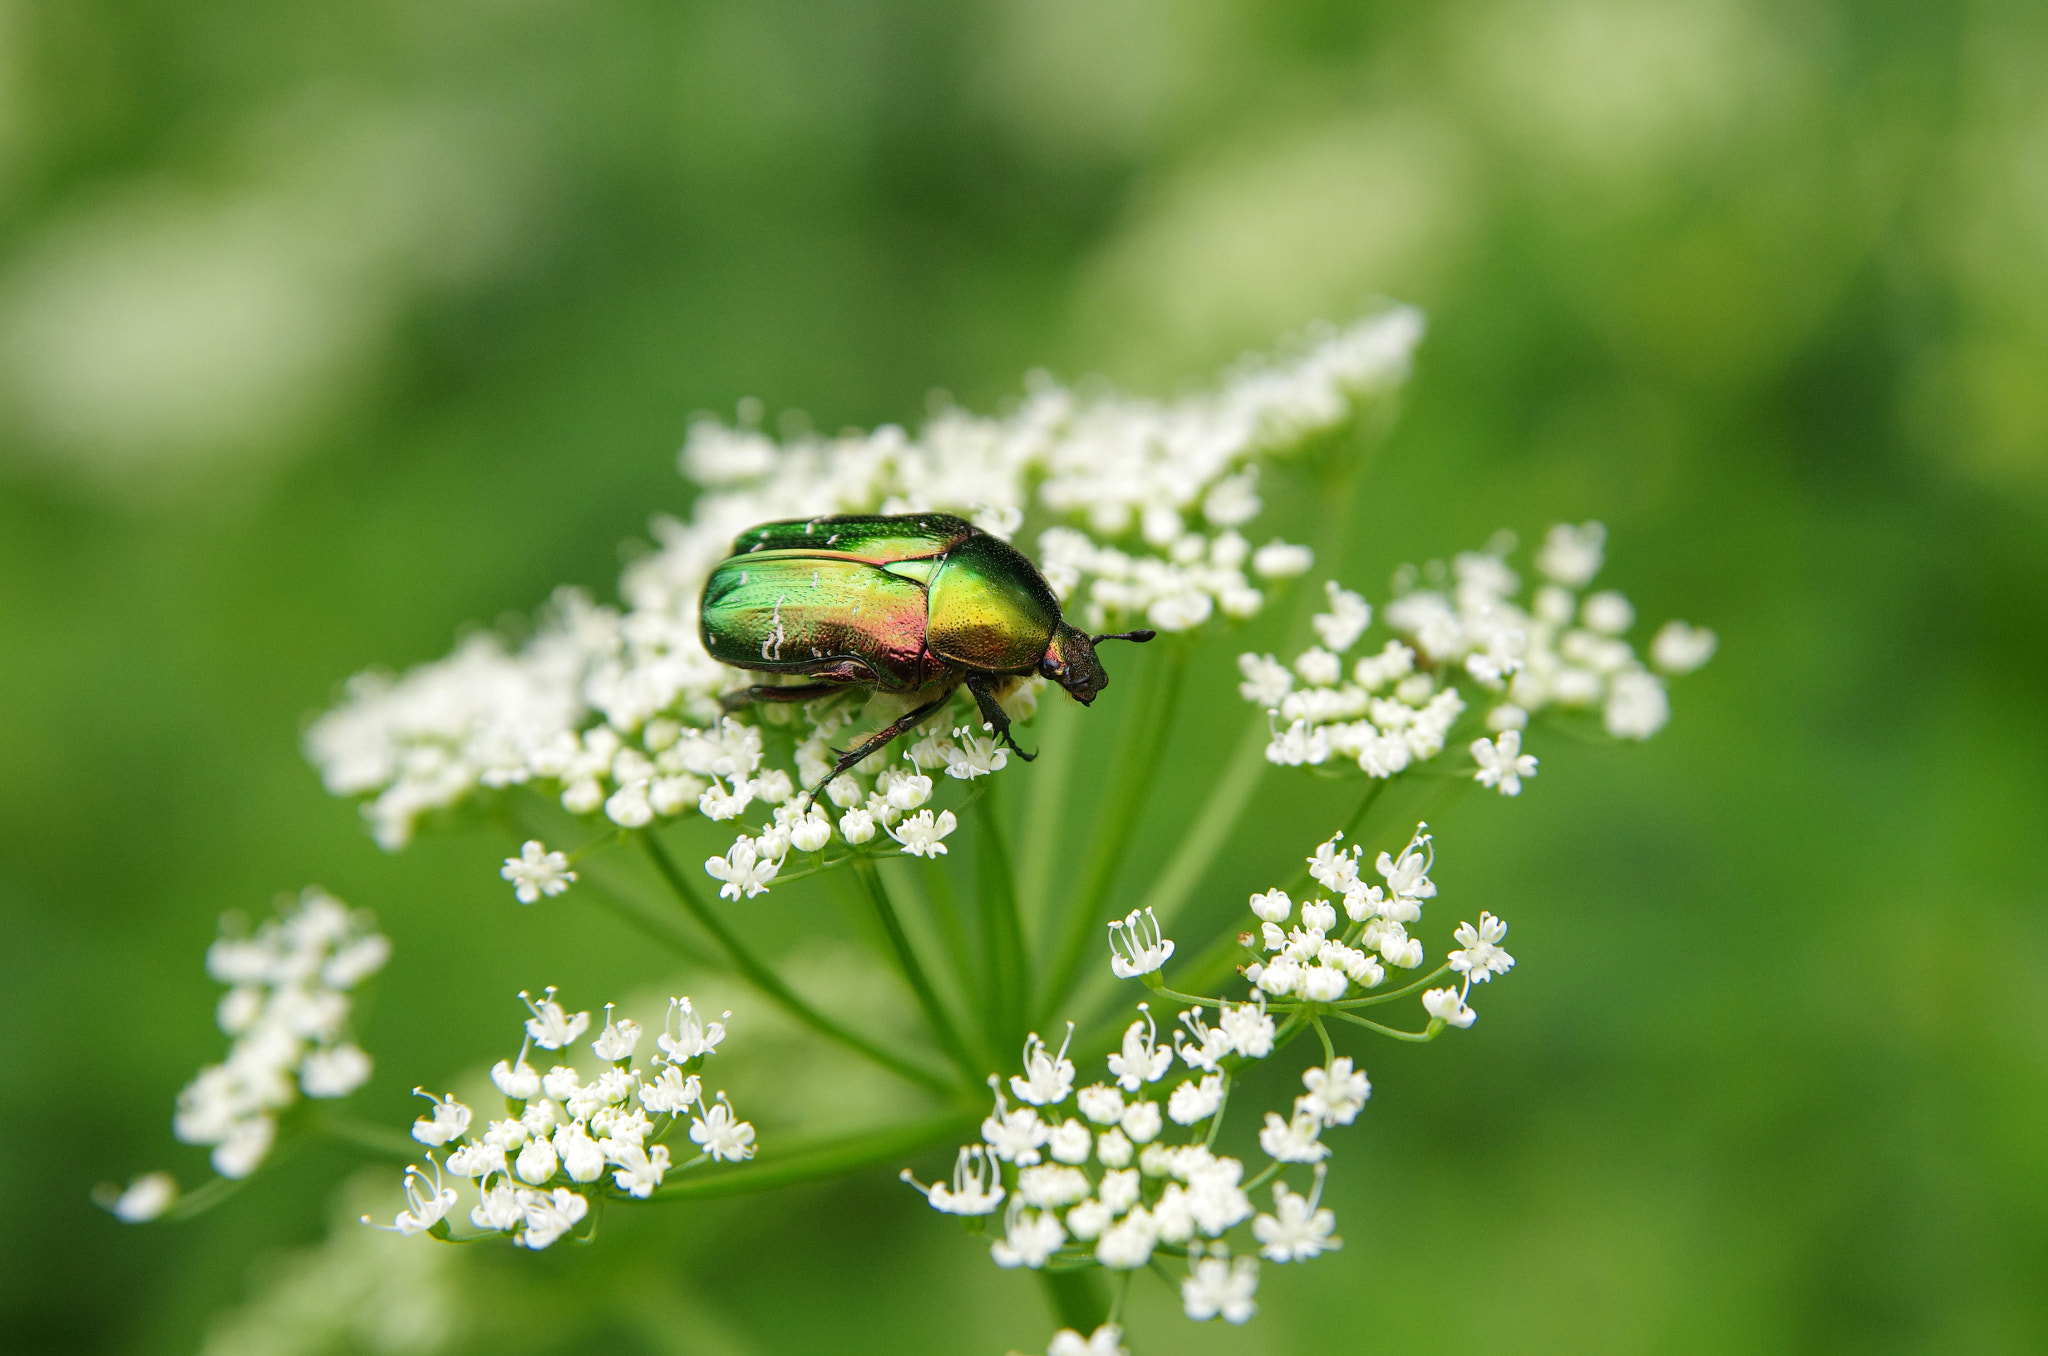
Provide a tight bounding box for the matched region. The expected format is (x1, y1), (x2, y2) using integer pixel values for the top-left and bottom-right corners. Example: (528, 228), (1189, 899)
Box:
(3, 0), (2045, 1352)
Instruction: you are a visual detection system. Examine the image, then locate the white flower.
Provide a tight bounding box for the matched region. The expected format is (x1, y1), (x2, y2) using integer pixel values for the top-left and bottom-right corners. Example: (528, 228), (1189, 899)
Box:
(889, 808), (958, 858)
(1016, 1165), (1092, 1210)
(1252, 540), (1314, 578)
(1095, 1128), (1134, 1168)
(591, 1013), (642, 1062)
(638, 1066), (701, 1114)
(1010, 1024), (1077, 1106)
(1217, 997), (1276, 1059)
(1312, 581), (1373, 653)
(839, 807), (876, 843)
(410, 1090), (471, 1146)
(1095, 1205), (1159, 1269)
(1604, 668), (1670, 739)
(1107, 907), (1174, 979)
(490, 1049), (542, 1099)
(501, 841), (576, 904)
(1651, 620), (1717, 673)
(942, 727), (1009, 779)
(1047, 1119), (1092, 1165)
(1174, 1008), (1233, 1073)
(610, 1143), (671, 1198)
(1167, 1074), (1226, 1126)
(514, 1137), (558, 1184)
(657, 997), (728, 1062)
(1258, 1110), (1330, 1163)
(1294, 646), (1343, 687)
(877, 766), (935, 810)
(697, 776), (755, 821)
(604, 779), (653, 827)
(445, 1141), (506, 1179)
(904, 1145), (1007, 1216)
(1581, 590), (1635, 635)
(553, 1122), (606, 1183)
(1248, 888), (1291, 924)
(520, 989), (590, 1050)
(1472, 730), (1538, 795)
(1119, 1099), (1163, 1144)
(1253, 1167), (1341, 1262)
(469, 1180), (523, 1233)
(1298, 1058), (1370, 1127)
(366, 1159), (458, 1236)
(1450, 912), (1515, 982)
(788, 802), (834, 852)
(705, 833), (781, 899)
(1043, 1325), (1128, 1356)
(104, 1173), (178, 1223)
(989, 1205), (1065, 1269)
(299, 1043), (372, 1098)
(516, 1186), (588, 1249)
(982, 1088), (1051, 1166)
(1076, 1083), (1125, 1126)
(688, 1095), (756, 1162)
(1377, 824), (1436, 904)
(1182, 1245), (1259, 1323)
(1423, 986), (1477, 1028)
(1105, 1009), (1172, 1091)
(1537, 521), (1605, 587)
(1237, 653), (1293, 708)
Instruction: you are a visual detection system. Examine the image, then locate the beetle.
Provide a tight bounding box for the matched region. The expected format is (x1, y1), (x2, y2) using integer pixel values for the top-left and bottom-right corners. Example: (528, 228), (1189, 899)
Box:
(699, 512), (1153, 792)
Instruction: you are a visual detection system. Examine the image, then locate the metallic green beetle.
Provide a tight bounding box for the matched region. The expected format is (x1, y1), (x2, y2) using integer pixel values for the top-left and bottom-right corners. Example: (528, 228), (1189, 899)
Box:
(699, 512), (1153, 791)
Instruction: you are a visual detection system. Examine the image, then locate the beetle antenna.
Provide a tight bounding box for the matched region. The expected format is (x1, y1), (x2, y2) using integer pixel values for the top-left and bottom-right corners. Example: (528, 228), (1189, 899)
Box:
(1090, 629), (1157, 645)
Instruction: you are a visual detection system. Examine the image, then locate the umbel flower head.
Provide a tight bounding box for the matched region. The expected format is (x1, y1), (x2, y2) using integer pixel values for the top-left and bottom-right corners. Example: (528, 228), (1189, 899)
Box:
(303, 311), (1428, 897)
(365, 988), (753, 1247)
(212, 310), (1712, 1354)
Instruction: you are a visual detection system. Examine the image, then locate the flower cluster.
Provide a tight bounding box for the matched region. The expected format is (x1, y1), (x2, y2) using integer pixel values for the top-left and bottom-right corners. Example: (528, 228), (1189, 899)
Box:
(370, 991), (754, 1249)
(916, 821), (1509, 1347)
(1243, 824), (1441, 1001)
(304, 311), (1426, 904)
(1244, 523), (1715, 793)
(163, 890), (389, 1182)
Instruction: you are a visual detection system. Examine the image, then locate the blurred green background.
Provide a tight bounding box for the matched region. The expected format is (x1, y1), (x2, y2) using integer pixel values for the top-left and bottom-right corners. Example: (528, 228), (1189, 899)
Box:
(5, 0), (2047, 1352)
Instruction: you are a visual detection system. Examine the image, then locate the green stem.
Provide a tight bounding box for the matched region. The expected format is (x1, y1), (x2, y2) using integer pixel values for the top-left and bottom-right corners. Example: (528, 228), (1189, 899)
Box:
(317, 1113), (423, 1161)
(159, 1174), (251, 1222)
(1327, 1009), (1440, 1043)
(641, 831), (954, 1095)
(1038, 1268), (1110, 1334)
(852, 858), (983, 1085)
(918, 855), (976, 1015)
(975, 792), (1029, 1054)
(1313, 1016), (1337, 1066)
(1203, 1075), (1231, 1149)
(576, 874), (721, 970)
(1015, 693), (1078, 936)
(648, 1108), (979, 1202)
(1133, 708), (1272, 931)
(1036, 645), (1189, 1024)
(1280, 777), (1389, 898)
(1329, 964), (1451, 1008)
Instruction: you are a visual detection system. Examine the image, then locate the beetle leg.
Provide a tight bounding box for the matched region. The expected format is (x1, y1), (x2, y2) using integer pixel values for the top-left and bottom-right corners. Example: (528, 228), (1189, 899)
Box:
(962, 672), (1036, 762)
(810, 688), (958, 797)
(719, 680), (859, 713)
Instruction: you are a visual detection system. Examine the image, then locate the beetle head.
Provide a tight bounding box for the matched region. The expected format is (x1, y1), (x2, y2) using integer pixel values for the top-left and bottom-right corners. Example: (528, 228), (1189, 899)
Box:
(1040, 623), (1155, 704)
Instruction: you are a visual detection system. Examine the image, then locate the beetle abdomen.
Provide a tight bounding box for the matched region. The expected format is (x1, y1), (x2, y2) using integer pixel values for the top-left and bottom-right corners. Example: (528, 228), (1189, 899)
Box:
(700, 554), (937, 690)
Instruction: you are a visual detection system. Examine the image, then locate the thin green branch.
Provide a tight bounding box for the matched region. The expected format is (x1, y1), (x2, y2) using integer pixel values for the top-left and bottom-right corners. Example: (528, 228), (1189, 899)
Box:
(1036, 645), (1189, 1024)
(1134, 708), (1272, 931)
(852, 858), (984, 1085)
(974, 792), (1029, 1054)
(648, 1108), (979, 1202)
(1038, 1268), (1111, 1335)
(316, 1113), (423, 1161)
(1329, 964), (1451, 1008)
(640, 830), (954, 1095)
(1327, 1009), (1440, 1043)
